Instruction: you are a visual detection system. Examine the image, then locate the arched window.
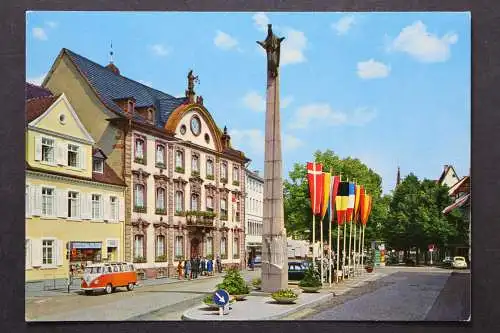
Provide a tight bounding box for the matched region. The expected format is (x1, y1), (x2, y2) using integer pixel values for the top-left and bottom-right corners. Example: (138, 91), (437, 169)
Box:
(191, 193), (199, 211)
(156, 235), (165, 258)
(175, 191), (184, 213)
(191, 155), (199, 173)
(221, 162), (228, 181)
(156, 187), (166, 211)
(206, 159), (214, 178)
(220, 237), (227, 258)
(175, 150), (184, 169)
(206, 196), (214, 212)
(220, 198), (227, 218)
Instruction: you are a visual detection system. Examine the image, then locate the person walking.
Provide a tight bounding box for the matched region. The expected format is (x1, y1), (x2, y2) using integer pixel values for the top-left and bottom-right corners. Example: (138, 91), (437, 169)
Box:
(195, 256), (201, 279)
(185, 260), (191, 280)
(201, 257), (206, 276)
(216, 254), (222, 273)
(177, 261), (184, 280)
(207, 258), (213, 276)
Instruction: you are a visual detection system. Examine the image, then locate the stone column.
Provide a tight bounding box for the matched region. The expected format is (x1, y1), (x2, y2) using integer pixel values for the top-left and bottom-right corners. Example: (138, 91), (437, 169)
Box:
(257, 24), (288, 292)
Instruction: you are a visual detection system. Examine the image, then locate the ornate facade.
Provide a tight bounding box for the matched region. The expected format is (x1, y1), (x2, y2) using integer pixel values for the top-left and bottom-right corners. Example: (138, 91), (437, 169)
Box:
(43, 48), (249, 278)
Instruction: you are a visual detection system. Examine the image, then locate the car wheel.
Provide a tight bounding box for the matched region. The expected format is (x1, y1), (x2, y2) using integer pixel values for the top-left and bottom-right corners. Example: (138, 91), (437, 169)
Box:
(127, 283), (135, 291)
(105, 284), (113, 294)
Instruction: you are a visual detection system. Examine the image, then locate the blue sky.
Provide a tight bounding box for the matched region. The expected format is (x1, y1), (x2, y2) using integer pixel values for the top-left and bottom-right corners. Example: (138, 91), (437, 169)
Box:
(26, 11), (471, 194)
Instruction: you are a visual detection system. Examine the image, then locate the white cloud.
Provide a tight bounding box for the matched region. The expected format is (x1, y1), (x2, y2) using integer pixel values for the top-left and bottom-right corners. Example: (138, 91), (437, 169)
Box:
(283, 134), (304, 151)
(32, 27), (47, 41)
(357, 59), (391, 79)
(332, 16), (355, 35)
(243, 91), (294, 112)
(45, 21), (58, 28)
(229, 129), (265, 155)
(138, 80), (153, 87)
(253, 12), (270, 31)
(243, 91), (265, 112)
(281, 28), (307, 65)
(288, 103), (376, 129)
(388, 21), (458, 63)
(150, 44), (170, 57)
(214, 30), (239, 51)
(27, 73), (46, 86)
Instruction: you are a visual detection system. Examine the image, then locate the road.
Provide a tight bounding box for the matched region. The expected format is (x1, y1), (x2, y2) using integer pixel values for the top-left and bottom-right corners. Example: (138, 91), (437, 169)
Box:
(26, 269), (260, 321)
(297, 266), (470, 321)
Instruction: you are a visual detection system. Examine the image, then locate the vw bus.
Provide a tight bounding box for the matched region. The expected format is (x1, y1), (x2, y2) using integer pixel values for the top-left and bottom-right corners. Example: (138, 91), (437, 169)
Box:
(81, 262), (137, 295)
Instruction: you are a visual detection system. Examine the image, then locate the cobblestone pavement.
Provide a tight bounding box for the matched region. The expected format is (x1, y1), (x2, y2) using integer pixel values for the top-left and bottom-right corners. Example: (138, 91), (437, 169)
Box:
(297, 266), (470, 321)
(26, 269), (260, 321)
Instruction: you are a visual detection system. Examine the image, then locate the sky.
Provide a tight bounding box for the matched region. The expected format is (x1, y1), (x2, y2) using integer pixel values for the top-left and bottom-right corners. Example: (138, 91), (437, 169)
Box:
(26, 11), (471, 194)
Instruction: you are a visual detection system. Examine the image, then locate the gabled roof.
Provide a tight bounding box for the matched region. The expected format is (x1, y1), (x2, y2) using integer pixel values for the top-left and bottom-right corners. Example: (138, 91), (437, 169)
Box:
(26, 82), (52, 100)
(448, 175), (470, 196)
(57, 48), (187, 128)
(443, 193), (471, 214)
(26, 95), (59, 124)
(438, 165), (459, 185)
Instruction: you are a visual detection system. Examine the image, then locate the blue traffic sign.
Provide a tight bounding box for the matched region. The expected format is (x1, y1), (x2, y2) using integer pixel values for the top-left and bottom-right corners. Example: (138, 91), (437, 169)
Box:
(213, 289), (230, 307)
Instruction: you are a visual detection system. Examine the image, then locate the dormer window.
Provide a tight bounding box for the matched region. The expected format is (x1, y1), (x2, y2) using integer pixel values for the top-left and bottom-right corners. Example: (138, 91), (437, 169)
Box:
(93, 158), (104, 173)
(148, 108), (154, 121)
(128, 101), (134, 114)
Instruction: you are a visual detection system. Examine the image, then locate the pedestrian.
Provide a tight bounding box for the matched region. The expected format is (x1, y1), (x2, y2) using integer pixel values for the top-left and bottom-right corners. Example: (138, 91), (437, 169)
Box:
(190, 257), (196, 279)
(201, 257), (206, 276)
(177, 261), (184, 280)
(216, 254), (222, 273)
(185, 260), (191, 280)
(195, 256), (200, 278)
(207, 258), (213, 276)
(247, 255), (252, 269)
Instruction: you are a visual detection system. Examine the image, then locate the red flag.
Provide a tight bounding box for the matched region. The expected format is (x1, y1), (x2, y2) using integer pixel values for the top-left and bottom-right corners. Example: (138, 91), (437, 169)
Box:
(307, 162), (324, 215)
(359, 187), (366, 224)
(329, 175), (340, 223)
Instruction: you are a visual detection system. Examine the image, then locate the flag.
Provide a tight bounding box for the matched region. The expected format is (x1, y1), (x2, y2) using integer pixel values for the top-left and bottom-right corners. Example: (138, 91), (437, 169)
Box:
(346, 182), (356, 222)
(366, 195), (373, 224)
(359, 187), (366, 224)
(361, 193), (371, 225)
(307, 162), (324, 215)
(321, 172), (331, 220)
(336, 182), (349, 225)
(354, 184), (361, 223)
(329, 175), (340, 223)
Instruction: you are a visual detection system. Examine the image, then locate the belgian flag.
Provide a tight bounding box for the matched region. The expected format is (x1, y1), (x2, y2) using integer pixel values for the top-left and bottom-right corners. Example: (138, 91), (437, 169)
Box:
(335, 182), (349, 225)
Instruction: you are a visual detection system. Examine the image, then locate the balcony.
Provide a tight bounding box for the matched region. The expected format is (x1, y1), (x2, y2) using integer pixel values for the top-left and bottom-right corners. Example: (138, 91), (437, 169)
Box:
(185, 211), (216, 227)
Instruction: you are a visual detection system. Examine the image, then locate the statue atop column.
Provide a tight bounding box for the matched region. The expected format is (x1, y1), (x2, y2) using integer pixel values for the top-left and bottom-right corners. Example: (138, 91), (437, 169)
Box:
(185, 69), (199, 103)
(257, 24), (285, 78)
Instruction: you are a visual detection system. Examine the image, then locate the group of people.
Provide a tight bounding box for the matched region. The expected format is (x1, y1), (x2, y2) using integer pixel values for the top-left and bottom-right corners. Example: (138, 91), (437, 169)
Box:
(176, 255), (223, 280)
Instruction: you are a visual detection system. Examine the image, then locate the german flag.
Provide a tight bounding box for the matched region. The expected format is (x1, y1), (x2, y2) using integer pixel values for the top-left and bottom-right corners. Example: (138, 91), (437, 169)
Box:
(320, 172), (331, 221)
(329, 175), (340, 223)
(346, 182), (356, 222)
(336, 181), (349, 225)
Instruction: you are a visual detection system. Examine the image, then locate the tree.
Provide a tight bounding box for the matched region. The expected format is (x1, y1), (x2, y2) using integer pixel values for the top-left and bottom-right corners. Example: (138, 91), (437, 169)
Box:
(385, 174), (460, 264)
(283, 149), (387, 245)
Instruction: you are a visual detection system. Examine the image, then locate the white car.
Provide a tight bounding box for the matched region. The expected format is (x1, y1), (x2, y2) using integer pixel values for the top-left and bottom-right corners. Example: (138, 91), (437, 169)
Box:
(452, 256), (467, 269)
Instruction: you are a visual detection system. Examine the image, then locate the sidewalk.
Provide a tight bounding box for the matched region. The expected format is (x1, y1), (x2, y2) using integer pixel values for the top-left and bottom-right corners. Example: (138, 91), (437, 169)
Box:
(25, 271), (228, 298)
(182, 270), (388, 321)
(27, 269), (260, 321)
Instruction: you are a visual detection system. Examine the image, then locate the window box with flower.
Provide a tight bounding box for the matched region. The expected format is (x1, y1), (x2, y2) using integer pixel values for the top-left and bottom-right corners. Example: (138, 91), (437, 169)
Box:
(220, 178), (228, 184)
(133, 256), (147, 263)
(155, 255), (168, 263)
(191, 170), (200, 177)
(156, 162), (166, 169)
(232, 180), (240, 186)
(174, 211), (186, 217)
(175, 166), (185, 174)
(134, 206), (147, 213)
(206, 174), (214, 180)
(135, 157), (145, 165)
(220, 214), (228, 221)
(155, 208), (167, 215)
(175, 255), (184, 261)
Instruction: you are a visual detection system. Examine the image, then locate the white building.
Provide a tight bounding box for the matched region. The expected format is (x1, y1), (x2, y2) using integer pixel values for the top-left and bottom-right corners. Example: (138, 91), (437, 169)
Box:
(245, 169), (263, 260)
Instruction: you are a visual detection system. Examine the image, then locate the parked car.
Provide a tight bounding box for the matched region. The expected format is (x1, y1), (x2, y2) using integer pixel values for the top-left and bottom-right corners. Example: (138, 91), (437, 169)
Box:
(288, 261), (307, 281)
(442, 256), (453, 267)
(452, 256), (467, 269)
(253, 255), (262, 266)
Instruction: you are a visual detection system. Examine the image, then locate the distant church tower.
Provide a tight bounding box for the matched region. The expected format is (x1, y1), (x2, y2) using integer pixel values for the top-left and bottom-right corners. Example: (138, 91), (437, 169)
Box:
(396, 166), (401, 188)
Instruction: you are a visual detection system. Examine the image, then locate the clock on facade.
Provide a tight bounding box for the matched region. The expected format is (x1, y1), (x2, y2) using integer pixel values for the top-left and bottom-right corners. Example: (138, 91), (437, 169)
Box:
(190, 116), (201, 136)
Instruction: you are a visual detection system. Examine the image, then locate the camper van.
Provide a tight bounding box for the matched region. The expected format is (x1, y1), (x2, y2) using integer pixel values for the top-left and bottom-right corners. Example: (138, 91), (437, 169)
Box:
(81, 262), (137, 295)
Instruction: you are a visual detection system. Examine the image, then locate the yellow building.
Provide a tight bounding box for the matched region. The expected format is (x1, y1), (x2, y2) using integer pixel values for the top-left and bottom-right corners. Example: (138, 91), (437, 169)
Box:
(25, 88), (126, 282)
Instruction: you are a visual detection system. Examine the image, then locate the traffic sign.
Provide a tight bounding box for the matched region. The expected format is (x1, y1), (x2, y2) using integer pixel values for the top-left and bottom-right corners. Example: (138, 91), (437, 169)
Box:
(213, 289), (230, 307)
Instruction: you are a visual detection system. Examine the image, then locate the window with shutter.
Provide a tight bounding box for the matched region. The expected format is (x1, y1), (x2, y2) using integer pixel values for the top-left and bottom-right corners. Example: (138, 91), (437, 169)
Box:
(25, 185), (31, 218)
(118, 198), (125, 221)
(25, 239), (32, 268)
(42, 187), (55, 217)
(31, 239), (42, 267)
(34, 136), (42, 161)
(41, 137), (55, 164)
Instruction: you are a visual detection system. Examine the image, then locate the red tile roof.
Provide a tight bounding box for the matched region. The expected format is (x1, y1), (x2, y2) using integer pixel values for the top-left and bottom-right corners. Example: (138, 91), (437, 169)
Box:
(26, 95), (59, 124)
(26, 82), (52, 99)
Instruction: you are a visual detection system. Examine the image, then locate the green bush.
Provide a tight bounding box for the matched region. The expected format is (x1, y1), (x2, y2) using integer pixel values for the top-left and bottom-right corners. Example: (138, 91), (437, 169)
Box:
(298, 265), (322, 288)
(216, 268), (249, 295)
(252, 278), (261, 287)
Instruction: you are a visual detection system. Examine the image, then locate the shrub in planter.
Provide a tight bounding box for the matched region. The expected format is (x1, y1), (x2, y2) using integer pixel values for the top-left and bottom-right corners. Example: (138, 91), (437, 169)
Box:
(271, 289), (298, 304)
(298, 265), (322, 292)
(155, 255), (168, 262)
(175, 166), (185, 174)
(206, 174), (215, 180)
(232, 180), (240, 186)
(133, 256), (147, 263)
(251, 278), (262, 290)
(216, 268), (249, 300)
(220, 177), (228, 184)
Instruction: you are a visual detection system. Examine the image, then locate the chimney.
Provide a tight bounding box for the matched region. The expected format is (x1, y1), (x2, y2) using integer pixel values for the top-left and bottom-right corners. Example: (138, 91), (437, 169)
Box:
(444, 164), (449, 172)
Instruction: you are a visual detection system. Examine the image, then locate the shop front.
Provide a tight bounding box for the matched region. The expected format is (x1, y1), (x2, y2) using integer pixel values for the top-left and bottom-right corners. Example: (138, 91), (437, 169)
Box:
(68, 241), (103, 277)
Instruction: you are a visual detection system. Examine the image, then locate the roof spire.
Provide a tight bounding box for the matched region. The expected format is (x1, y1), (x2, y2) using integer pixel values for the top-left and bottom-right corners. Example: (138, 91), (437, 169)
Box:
(396, 166), (401, 187)
(109, 41), (114, 63)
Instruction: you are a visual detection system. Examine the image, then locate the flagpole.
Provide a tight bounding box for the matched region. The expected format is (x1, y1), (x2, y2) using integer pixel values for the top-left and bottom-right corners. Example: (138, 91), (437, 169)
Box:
(335, 174), (341, 284)
(361, 224), (366, 271)
(353, 208), (357, 276)
(343, 217), (347, 280)
(320, 213), (324, 283)
(358, 222), (362, 274)
(312, 214), (316, 269)
(328, 168), (333, 287)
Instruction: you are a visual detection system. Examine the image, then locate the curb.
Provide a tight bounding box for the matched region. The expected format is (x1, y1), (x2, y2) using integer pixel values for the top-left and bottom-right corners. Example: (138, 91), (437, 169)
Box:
(128, 294), (209, 320)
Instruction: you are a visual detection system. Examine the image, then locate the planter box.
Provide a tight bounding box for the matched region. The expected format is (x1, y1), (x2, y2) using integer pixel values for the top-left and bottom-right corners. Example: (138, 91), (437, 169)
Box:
(300, 286), (321, 293)
(272, 296), (297, 304)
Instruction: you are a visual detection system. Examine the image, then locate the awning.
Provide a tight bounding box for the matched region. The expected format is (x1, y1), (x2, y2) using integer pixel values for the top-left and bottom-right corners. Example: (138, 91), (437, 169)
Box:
(71, 241), (102, 249)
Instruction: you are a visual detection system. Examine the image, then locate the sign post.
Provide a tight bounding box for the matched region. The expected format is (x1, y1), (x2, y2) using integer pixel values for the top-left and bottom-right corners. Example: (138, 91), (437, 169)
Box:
(213, 289), (230, 318)
(428, 244), (435, 265)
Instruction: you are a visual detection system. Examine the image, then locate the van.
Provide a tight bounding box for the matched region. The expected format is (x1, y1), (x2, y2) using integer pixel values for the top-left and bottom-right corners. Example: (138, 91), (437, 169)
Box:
(81, 262), (137, 295)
